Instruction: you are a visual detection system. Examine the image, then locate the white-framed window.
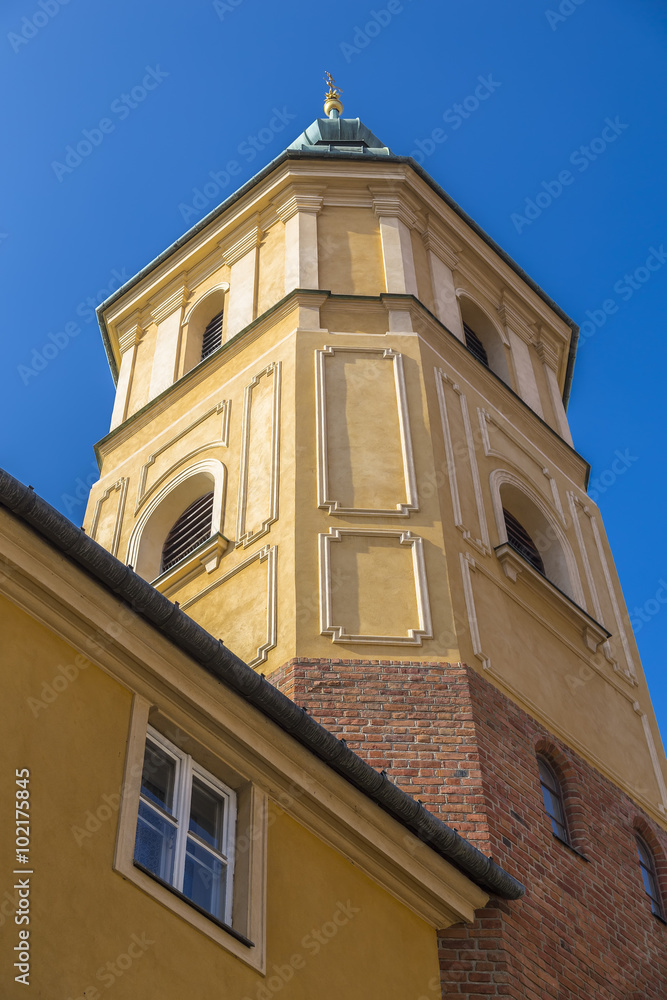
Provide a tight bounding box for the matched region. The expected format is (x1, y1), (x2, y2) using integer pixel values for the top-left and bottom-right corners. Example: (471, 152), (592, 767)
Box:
(134, 725), (236, 925)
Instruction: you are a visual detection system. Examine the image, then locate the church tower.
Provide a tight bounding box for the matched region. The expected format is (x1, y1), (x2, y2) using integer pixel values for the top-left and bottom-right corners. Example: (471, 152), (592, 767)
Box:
(85, 82), (667, 996)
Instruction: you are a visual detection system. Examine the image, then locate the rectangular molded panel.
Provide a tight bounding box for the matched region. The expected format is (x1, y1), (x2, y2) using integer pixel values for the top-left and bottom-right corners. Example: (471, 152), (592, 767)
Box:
(317, 347), (417, 516)
(320, 529), (431, 645)
(237, 363), (281, 546)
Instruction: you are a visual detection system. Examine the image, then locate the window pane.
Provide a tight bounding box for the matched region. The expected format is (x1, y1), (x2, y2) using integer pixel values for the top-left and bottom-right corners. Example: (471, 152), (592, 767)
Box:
(141, 742), (176, 813)
(189, 778), (224, 850)
(183, 836), (227, 920)
(135, 800), (176, 883)
(636, 838), (662, 916)
(538, 759), (568, 842)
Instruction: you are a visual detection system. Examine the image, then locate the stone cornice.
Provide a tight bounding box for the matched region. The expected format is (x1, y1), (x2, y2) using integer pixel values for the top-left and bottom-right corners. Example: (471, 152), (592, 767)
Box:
(273, 185), (325, 223)
(116, 311), (146, 353)
(369, 184), (418, 229)
(423, 223), (460, 270)
(499, 288), (538, 344)
(220, 217), (263, 266)
(535, 339), (560, 372)
(149, 278), (188, 325)
(187, 249), (227, 290)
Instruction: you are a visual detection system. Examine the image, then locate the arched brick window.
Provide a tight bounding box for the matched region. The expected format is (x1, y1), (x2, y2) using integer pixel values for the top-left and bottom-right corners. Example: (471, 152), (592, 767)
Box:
(537, 755), (569, 843)
(636, 834), (664, 918)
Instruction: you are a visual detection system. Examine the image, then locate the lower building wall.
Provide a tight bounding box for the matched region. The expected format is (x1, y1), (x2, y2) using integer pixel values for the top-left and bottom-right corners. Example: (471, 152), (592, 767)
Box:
(0, 598), (443, 999)
(272, 658), (667, 999)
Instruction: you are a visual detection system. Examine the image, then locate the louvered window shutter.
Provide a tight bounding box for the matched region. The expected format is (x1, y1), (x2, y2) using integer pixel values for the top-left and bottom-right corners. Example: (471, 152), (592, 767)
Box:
(201, 311), (223, 360)
(161, 493), (214, 572)
(463, 322), (489, 367)
(503, 508), (545, 575)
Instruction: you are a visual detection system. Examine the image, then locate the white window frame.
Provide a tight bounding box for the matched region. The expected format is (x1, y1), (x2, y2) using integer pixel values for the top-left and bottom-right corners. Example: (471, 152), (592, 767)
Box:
(135, 725), (236, 924)
(115, 698), (268, 972)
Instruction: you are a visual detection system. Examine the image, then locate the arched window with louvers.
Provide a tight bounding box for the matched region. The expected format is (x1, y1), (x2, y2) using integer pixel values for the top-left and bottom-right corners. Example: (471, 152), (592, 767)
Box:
(492, 474), (582, 604)
(161, 492), (215, 573)
(126, 461), (227, 583)
(457, 295), (512, 386)
(181, 284), (229, 375)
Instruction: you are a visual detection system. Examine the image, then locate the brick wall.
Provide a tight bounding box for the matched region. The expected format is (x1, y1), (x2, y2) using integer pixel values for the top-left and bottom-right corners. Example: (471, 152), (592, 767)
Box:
(271, 658), (667, 999)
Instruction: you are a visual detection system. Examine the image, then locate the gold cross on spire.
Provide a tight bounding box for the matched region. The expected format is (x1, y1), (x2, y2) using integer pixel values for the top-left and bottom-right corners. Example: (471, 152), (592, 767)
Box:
(323, 72), (344, 118)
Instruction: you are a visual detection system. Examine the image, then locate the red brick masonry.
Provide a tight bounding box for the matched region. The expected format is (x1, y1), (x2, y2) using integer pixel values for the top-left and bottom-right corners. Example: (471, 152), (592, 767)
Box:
(271, 658), (667, 999)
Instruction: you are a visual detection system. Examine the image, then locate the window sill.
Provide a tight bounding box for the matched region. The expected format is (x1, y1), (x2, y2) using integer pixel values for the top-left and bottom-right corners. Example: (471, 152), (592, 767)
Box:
(494, 543), (610, 653)
(153, 532), (229, 596)
(652, 911), (667, 927)
(133, 862), (253, 947)
(552, 833), (589, 862)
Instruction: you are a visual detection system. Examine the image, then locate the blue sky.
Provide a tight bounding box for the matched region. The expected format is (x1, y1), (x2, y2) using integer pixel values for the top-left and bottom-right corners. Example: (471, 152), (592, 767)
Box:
(1, 0), (666, 733)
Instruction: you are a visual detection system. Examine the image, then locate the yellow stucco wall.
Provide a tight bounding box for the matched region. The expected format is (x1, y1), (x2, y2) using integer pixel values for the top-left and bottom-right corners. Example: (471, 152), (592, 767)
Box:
(0, 594), (441, 998)
(318, 206), (384, 295)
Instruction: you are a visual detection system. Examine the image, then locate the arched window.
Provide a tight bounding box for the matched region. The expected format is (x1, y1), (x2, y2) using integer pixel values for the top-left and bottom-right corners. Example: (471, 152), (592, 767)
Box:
(126, 460), (226, 582)
(636, 834), (663, 917)
(181, 284), (228, 375)
(458, 296), (512, 385)
(161, 492), (214, 573)
(503, 508), (545, 576)
(496, 479), (578, 602)
(201, 310), (223, 361)
(538, 756), (569, 843)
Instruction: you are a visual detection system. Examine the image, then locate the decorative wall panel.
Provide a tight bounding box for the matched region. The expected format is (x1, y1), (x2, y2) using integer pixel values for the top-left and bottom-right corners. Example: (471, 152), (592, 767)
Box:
(236, 363), (281, 547)
(316, 346), (418, 516)
(89, 478), (128, 557)
(319, 528), (431, 644)
(136, 401), (231, 510)
(182, 545), (277, 668)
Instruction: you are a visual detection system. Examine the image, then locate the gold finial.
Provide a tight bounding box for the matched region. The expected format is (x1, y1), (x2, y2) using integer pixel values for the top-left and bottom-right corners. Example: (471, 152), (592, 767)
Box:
(323, 71), (344, 118)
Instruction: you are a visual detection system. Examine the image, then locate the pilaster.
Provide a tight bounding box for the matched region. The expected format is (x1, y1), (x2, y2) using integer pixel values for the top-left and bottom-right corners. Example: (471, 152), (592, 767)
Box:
(221, 219), (262, 340)
(148, 280), (189, 401)
(371, 187), (419, 297)
(536, 329), (573, 444)
(423, 223), (464, 340)
(274, 186), (324, 293)
(109, 314), (145, 430)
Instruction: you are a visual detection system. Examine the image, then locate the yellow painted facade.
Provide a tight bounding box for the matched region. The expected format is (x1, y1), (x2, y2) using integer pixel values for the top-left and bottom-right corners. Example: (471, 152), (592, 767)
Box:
(82, 147), (667, 833)
(0, 507), (484, 997)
